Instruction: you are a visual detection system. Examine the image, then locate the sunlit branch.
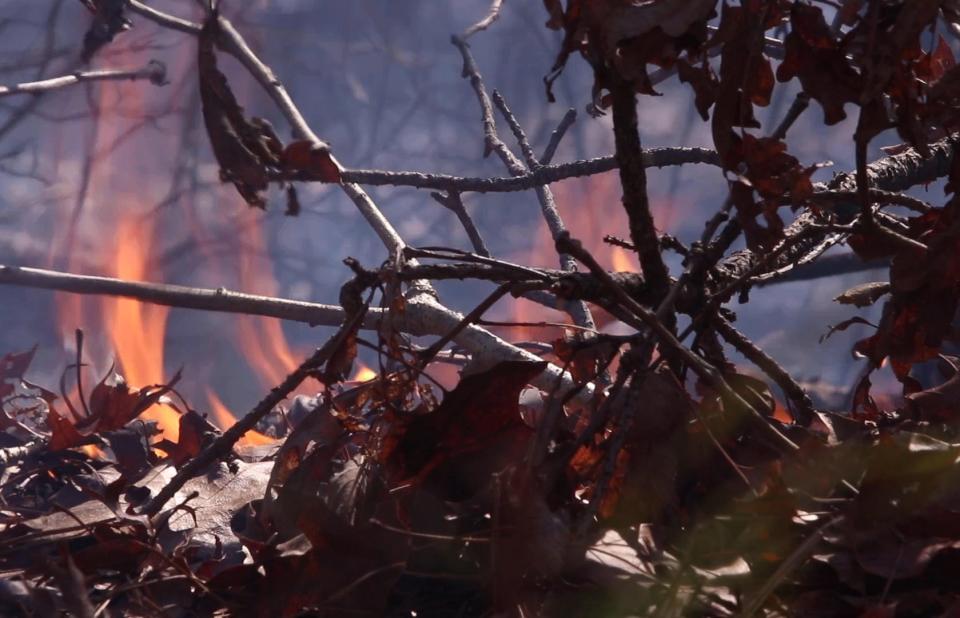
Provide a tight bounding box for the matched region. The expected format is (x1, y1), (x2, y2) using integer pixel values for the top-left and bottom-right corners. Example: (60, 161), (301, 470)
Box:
(460, 0), (505, 40)
(0, 61), (167, 98)
(450, 34), (526, 175)
(0, 263), (587, 401)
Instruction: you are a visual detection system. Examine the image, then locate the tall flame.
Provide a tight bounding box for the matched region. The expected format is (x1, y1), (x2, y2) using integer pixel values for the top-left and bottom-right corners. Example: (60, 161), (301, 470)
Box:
(233, 215), (300, 388)
(104, 217), (181, 441)
(349, 361), (377, 383)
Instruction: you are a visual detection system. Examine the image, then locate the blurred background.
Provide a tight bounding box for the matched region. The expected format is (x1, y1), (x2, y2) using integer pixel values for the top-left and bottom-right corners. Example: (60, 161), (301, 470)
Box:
(0, 0), (946, 433)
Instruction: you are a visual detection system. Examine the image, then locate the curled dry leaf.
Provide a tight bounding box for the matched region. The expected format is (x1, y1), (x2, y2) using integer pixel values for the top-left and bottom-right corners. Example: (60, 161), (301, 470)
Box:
(834, 282), (892, 308)
(543, 0), (715, 101)
(198, 14), (340, 211)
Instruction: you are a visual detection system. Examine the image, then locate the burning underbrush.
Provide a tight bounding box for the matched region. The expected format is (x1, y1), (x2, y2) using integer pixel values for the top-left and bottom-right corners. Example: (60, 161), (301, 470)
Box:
(5, 320), (960, 617)
(4, 0), (960, 616)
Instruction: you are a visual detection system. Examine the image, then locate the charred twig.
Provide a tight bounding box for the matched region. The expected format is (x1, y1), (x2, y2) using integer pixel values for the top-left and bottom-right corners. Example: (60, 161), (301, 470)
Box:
(810, 189), (933, 213)
(609, 75), (671, 305)
(0, 61), (167, 98)
(770, 91), (811, 141)
(398, 262), (656, 305)
(713, 317), (815, 425)
(754, 252), (888, 286)
(0, 441), (44, 466)
(603, 235), (636, 252)
(142, 312), (365, 516)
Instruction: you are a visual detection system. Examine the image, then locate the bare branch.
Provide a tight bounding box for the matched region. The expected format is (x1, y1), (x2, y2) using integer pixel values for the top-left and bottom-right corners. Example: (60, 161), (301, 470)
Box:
(0, 264), (346, 325)
(541, 108), (577, 165)
(461, 0), (505, 40)
(332, 147), (722, 193)
(0, 61), (167, 98)
(0, 263), (588, 402)
(609, 75), (670, 303)
(450, 35), (526, 175)
(430, 191), (491, 256)
(491, 90), (596, 331)
(127, 0), (201, 35)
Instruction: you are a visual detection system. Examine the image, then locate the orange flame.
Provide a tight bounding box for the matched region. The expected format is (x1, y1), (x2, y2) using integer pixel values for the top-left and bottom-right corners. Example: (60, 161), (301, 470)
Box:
(80, 444), (105, 459)
(206, 389), (277, 446)
(503, 173), (685, 337)
(233, 215), (301, 388)
(349, 361), (377, 383)
(611, 246), (636, 273)
(103, 217), (181, 441)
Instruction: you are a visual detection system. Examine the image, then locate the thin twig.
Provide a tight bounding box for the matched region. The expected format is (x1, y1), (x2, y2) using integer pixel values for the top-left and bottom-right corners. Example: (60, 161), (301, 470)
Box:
(0, 62), (167, 98)
(491, 90), (596, 331)
(738, 516), (843, 617)
(431, 191), (491, 256)
(770, 91), (810, 141)
(809, 189), (933, 213)
(450, 35), (526, 175)
(713, 317), (815, 425)
(461, 0), (505, 40)
(334, 147), (721, 193)
(142, 313), (364, 516)
(541, 108), (577, 165)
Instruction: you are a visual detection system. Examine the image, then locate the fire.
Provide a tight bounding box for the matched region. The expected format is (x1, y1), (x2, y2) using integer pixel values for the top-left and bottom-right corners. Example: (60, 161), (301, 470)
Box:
(43, 29), (308, 448)
(502, 173), (686, 336)
(80, 444), (105, 459)
(206, 388), (277, 446)
(349, 362), (377, 383)
(104, 217), (181, 441)
(233, 214), (301, 388)
(611, 246), (636, 272)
